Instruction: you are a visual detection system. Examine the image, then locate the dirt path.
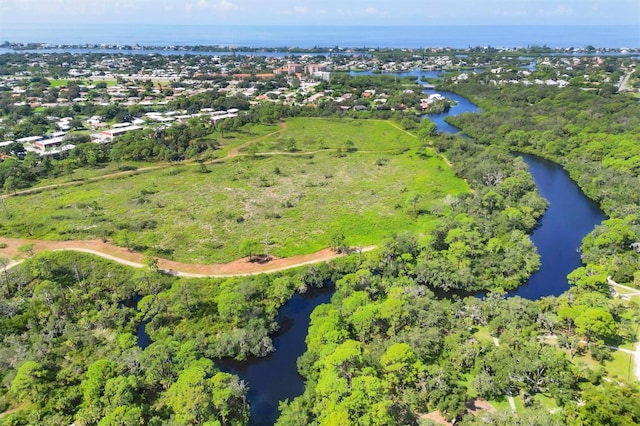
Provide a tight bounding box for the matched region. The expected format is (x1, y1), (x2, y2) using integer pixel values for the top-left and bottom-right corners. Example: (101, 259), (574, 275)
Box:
(0, 236), (376, 277)
(226, 121), (287, 158)
(608, 276), (640, 297)
(387, 120), (419, 138)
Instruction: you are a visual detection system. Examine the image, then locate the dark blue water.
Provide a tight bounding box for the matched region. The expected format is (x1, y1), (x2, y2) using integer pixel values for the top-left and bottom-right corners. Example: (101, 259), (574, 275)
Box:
(217, 285), (334, 426)
(419, 90), (606, 299)
(136, 320), (152, 348)
(0, 24), (637, 48)
(510, 155), (605, 299)
(350, 68), (481, 133)
(422, 89), (480, 133)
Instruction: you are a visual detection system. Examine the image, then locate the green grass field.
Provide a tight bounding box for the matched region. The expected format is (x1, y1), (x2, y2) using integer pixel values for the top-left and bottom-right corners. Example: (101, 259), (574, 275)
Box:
(25, 123), (281, 189)
(49, 79), (69, 87)
(243, 118), (421, 153)
(1, 119), (468, 264)
(603, 349), (635, 381)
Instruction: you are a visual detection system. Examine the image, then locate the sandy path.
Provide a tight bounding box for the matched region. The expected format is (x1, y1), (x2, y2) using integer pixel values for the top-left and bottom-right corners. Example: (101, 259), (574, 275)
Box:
(0, 236), (375, 277)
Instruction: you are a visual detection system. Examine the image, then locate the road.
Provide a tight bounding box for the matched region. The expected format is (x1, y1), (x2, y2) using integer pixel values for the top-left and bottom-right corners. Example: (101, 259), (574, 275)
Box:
(617, 71), (634, 92)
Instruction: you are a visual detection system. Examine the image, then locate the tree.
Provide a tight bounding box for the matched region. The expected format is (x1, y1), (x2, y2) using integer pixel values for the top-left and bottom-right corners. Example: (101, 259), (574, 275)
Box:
(69, 118), (84, 130)
(11, 361), (48, 403)
(165, 359), (216, 425)
(17, 243), (35, 257)
(575, 307), (617, 344)
(417, 119), (438, 140)
(285, 137), (298, 152)
(143, 254), (159, 274)
(164, 359), (248, 425)
(566, 381), (640, 425)
(329, 230), (348, 254)
(239, 238), (259, 260)
(380, 343), (422, 391)
(0, 255), (10, 296)
(407, 192), (422, 215)
(3, 175), (19, 194)
(344, 139), (357, 152)
(0, 192), (9, 217)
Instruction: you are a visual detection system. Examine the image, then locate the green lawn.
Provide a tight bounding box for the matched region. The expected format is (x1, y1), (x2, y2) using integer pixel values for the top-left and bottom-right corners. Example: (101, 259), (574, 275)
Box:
(49, 79), (69, 87)
(472, 326), (494, 344)
(1, 119), (467, 264)
(604, 349), (635, 381)
(487, 397), (512, 412)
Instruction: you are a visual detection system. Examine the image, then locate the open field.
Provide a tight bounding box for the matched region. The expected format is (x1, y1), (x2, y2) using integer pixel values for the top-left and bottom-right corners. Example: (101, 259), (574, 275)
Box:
(242, 117), (422, 153)
(49, 79), (69, 87)
(1, 119), (468, 264)
(21, 122), (282, 190)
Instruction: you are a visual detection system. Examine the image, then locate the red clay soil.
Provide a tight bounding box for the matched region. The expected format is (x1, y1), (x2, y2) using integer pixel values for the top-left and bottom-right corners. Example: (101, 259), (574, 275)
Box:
(0, 236), (372, 277)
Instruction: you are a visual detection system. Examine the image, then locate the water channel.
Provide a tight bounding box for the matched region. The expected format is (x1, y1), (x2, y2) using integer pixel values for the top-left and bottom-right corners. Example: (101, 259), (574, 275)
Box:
(136, 73), (605, 424)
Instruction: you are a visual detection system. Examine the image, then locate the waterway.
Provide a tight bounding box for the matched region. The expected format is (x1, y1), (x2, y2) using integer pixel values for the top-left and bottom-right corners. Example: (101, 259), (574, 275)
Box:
(217, 285), (334, 426)
(510, 155), (606, 299)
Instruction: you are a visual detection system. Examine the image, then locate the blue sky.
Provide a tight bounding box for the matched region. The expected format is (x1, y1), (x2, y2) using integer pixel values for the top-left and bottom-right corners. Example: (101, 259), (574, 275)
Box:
(0, 0), (638, 25)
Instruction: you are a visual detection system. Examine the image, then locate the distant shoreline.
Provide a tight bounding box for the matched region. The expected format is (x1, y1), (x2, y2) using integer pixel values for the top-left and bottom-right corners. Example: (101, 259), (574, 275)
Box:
(1, 24), (637, 50)
(1, 42), (638, 56)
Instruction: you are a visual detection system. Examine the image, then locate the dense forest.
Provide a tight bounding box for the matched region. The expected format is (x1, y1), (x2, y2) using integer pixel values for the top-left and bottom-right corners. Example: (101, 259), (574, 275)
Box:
(0, 250), (326, 425)
(275, 120), (640, 425)
(445, 80), (640, 287)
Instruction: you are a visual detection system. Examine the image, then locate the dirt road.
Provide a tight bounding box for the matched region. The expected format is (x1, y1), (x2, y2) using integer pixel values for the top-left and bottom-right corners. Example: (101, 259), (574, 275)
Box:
(0, 236), (375, 277)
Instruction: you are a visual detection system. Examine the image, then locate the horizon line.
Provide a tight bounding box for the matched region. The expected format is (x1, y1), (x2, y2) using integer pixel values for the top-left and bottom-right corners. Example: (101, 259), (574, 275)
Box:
(2, 22), (638, 27)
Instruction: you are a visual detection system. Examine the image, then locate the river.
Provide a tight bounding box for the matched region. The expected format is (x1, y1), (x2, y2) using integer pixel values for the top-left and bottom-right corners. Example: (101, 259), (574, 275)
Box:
(509, 155), (606, 299)
(217, 285), (334, 426)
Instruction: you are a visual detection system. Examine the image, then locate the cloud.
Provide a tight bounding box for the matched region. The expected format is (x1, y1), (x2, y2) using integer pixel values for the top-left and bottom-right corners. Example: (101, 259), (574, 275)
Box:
(280, 6), (311, 16)
(538, 4), (574, 17)
(363, 7), (383, 16)
(212, 0), (239, 12)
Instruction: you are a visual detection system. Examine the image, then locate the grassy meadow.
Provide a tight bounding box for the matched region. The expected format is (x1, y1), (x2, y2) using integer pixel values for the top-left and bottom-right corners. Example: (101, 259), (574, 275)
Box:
(244, 118), (419, 153)
(25, 122), (282, 189)
(1, 119), (468, 264)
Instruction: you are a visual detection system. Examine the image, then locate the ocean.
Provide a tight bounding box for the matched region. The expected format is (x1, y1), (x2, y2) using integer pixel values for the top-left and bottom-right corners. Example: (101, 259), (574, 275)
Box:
(0, 24), (638, 49)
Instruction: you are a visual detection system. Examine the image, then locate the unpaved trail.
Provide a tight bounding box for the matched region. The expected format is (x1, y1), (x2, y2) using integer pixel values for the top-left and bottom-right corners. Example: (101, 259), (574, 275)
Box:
(0, 236), (376, 277)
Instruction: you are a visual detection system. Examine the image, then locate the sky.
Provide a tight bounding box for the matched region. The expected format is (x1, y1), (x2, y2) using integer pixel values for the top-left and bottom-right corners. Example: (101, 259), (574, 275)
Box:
(0, 0), (638, 26)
